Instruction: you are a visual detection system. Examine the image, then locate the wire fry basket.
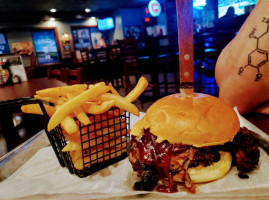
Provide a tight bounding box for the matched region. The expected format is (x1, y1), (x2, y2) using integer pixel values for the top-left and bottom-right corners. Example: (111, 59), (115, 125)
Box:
(3, 97), (131, 178)
(43, 106), (131, 177)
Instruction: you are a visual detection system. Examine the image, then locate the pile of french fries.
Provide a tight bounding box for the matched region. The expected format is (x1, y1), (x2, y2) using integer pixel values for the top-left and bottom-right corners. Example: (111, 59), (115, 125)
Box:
(21, 77), (148, 170)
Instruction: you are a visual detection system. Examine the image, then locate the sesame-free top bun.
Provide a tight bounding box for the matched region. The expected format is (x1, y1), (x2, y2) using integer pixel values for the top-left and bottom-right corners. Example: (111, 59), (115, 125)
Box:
(131, 93), (240, 147)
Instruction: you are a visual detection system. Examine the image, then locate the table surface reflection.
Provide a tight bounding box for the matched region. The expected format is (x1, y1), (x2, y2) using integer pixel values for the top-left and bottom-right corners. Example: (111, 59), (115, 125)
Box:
(0, 77), (67, 101)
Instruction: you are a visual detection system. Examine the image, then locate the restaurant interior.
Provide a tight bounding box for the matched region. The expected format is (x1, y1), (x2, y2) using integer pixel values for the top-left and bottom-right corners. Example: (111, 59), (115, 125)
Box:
(0, 0), (258, 156)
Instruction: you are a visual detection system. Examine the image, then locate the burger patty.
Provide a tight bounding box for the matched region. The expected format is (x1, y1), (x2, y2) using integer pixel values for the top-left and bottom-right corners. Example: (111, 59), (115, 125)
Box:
(128, 127), (260, 193)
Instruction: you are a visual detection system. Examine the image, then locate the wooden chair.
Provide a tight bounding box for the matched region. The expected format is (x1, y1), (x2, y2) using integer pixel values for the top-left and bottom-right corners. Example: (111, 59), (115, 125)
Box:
(64, 68), (83, 85)
(47, 68), (65, 82)
(119, 37), (159, 107)
(93, 48), (111, 83)
(109, 46), (124, 88)
(157, 53), (180, 95)
(80, 49), (90, 63)
(119, 37), (141, 95)
(70, 51), (79, 67)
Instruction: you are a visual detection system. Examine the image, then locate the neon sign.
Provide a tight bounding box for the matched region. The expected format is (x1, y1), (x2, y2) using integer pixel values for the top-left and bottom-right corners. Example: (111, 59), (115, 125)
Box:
(148, 0), (161, 17)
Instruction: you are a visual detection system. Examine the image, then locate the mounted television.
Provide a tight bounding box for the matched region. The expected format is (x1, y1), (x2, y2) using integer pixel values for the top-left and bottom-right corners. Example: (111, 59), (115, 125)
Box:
(97, 17), (114, 31)
(218, 0), (257, 18)
(32, 29), (60, 65)
(0, 33), (10, 54)
(193, 0), (206, 9)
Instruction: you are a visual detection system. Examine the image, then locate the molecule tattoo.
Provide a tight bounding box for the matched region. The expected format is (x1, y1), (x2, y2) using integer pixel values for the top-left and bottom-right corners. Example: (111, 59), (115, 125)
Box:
(238, 17), (269, 81)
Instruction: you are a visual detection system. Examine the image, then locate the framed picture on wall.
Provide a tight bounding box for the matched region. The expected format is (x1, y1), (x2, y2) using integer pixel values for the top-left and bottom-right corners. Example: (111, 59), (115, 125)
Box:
(71, 27), (93, 51)
(0, 33), (10, 54)
(62, 40), (71, 54)
(11, 41), (34, 55)
(31, 28), (60, 65)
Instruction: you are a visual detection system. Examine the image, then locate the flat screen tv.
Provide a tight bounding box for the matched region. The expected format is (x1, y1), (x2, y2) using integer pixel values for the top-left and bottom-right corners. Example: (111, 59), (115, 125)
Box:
(218, 0), (257, 18)
(193, 0), (207, 9)
(97, 17), (114, 31)
(32, 29), (60, 65)
(0, 33), (10, 54)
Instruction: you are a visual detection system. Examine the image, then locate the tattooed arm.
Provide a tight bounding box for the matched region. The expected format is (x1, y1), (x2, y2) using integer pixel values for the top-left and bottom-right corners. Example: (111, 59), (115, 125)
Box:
(215, 0), (269, 114)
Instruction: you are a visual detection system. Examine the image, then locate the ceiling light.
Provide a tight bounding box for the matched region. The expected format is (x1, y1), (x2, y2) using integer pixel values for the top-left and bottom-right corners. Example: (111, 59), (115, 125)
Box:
(85, 8), (91, 13)
(50, 17), (55, 21)
(75, 14), (83, 19)
(50, 8), (57, 13)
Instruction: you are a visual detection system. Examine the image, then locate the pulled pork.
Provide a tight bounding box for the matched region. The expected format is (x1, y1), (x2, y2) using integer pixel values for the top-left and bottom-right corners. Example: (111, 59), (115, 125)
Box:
(128, 127), (260, 193)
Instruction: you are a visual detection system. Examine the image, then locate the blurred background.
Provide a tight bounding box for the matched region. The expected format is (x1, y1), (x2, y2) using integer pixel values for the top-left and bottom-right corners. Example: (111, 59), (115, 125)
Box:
(0, 0), (257, 155)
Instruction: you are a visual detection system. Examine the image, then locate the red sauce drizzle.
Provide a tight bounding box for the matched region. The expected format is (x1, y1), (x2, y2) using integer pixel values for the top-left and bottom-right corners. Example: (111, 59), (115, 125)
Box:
(130, 129), (181, 193)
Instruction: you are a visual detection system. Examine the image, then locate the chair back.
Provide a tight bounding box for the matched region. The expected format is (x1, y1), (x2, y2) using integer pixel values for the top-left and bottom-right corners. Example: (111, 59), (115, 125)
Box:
(47, 68), (65, 82)
(64, 68), (83, 85)
(70, 51), (79, 66)
(80, 49), (90, 63)
(94, 48), (111, 63)
(110, 46), (121, 60)
(119, 37), (138, 65)
(118, 37), (140, 94)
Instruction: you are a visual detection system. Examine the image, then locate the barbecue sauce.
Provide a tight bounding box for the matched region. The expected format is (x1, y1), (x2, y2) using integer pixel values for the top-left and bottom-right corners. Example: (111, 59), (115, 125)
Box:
(130, 129), (181, 193)
(129, 127), (260, 194)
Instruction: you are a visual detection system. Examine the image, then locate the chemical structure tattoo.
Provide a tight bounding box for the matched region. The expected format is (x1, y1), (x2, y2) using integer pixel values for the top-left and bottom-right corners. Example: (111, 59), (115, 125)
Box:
(238, 17), (269, 81)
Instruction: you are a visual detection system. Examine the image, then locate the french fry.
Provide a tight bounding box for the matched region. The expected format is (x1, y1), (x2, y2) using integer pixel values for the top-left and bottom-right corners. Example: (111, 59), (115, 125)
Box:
(108, 83), (120, 96)
(60, 115), (79, 135)
(36, 84), (87, 97)
(72, 144), (127, 170)
(108, 83), (126, 114)
(65, 89), (84, 97)
(23, 78), (149, 171)
(73, 107), (91, 125)
(88, 112), (123, 123)
(89, 82), (106, 89)
(61, 97), (68, 102)
(47, 85), (110, 131)
(62, 141), (81, 152)
(67, 93), (91, 125)
(83, 100), (115, 114)
(62, 137), (126, 152)
(21, 104), (55, 117)
(125, 76), (149, 102)
(74, 117), (126, 133)
(89, 118), (126, 130)
(62, 130), (79, 141)
(99, 93), (139, 116)
(34, 95), (65, 105)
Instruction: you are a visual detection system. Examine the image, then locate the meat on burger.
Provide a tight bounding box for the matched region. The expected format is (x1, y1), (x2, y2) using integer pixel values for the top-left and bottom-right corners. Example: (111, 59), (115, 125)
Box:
(128, 93), (260, 193)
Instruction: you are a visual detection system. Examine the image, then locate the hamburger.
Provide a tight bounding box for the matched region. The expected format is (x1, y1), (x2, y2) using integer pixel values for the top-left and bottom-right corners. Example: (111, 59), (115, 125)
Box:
(128, 93), (260, 193)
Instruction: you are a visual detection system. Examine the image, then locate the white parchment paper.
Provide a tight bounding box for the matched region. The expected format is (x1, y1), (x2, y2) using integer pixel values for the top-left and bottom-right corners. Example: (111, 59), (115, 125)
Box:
(0, 111), (269, 199)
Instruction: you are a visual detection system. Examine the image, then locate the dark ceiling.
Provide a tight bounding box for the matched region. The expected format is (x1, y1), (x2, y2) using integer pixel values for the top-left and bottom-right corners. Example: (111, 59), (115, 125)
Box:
(0, 0), (149, 23)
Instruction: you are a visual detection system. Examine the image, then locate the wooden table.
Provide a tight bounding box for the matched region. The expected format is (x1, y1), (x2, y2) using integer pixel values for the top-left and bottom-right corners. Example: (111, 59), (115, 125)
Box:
(0, 77), (67, 152)
(0, 77), (67, 101)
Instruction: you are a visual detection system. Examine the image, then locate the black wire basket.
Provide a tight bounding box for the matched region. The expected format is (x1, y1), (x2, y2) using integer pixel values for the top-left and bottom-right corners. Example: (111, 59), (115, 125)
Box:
(1, 97), (130, 178)
(45, 106), (130, 177)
